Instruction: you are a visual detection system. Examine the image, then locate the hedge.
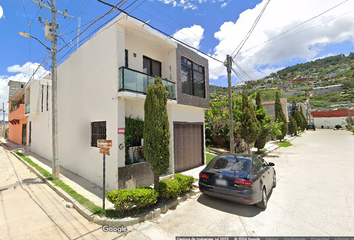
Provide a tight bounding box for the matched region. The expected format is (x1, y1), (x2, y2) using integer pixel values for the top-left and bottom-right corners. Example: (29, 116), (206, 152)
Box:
(106, 188), (158, 214)
(174, 174), (195, 193)
(158, 179), (181, 199)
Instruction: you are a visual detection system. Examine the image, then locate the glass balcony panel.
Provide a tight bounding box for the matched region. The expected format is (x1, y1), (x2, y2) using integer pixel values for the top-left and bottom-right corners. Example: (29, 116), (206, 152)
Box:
(119, 67), (176, 99)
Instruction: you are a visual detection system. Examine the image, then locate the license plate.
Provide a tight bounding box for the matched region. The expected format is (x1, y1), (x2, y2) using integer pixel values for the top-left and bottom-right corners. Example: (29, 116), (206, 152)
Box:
(215, 179), (227, 187)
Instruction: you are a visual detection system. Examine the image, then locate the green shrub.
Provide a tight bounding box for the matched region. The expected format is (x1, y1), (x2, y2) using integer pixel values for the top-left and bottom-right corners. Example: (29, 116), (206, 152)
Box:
(158, 179), (181, 199)
(106, 188), (158, 214)
(174, 174), (195, 193)
(351, 125), (354, 134)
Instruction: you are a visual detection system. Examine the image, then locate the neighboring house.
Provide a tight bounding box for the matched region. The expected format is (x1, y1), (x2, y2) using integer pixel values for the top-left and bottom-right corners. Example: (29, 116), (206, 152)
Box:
(7, 81), (27, 145)
(262, 98), (289, 120)
(50, 14), (210, 191)
(24, 75), (53, 160)
(311, 109), (354, 128)
(313, 84), (343, 96)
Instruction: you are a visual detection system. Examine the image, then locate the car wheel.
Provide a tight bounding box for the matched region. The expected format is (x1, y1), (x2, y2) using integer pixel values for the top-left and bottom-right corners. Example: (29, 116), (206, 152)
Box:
(256, 188), (267, 210)
(273, 173), (277, 188)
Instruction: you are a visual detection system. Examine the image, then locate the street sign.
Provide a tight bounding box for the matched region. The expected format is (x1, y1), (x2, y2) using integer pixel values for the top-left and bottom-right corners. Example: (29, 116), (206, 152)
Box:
(118, 128), (125, 134)
(99, 147), (110, 156)
(97, 139), (112, 148)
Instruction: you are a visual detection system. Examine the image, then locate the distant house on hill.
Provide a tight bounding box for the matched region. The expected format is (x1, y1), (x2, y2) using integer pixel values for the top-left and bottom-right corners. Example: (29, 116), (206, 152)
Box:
(262, 98), (288, 120)
(311, 109), (354, 128)
(313, 84), (343, 96)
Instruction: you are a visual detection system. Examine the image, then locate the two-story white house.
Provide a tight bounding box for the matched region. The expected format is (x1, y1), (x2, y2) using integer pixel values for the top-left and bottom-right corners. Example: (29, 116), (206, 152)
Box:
(44, 13), (210, 191)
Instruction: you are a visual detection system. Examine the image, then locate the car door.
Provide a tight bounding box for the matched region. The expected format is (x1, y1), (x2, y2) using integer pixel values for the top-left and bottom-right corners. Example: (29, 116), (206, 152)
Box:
(252, 157), (265, 197)
(258, 157), (273, 193)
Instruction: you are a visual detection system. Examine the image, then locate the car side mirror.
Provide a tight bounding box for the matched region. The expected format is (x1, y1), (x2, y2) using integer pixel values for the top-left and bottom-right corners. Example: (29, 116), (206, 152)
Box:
(268, 162), (275, 166)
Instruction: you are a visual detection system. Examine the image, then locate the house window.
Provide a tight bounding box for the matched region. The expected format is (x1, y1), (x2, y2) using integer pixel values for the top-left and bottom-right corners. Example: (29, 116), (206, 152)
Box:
(46, 83), (49, 111)
(41, 85), (44, 112)
(181, 56), (205, 98)
(125, 49), (129, 68)
(91, 121), (106, 147)
(143, 56), (161, 77)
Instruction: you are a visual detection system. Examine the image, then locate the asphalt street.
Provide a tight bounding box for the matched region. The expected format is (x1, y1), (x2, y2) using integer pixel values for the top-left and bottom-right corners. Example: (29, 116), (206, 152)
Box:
(120, 129), (354, 239)
(0, 147), (120, 240)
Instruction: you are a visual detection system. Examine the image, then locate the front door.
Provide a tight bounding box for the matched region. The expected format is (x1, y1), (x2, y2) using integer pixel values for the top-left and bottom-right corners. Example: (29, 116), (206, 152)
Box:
(22, 123), (27, 145)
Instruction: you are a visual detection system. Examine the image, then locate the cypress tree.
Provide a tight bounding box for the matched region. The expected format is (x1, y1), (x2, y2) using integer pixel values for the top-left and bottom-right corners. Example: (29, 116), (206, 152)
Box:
(240, 93), (261, 154)
(144, 77), (170, 190)
(275, 91), (288, 140)
(288, 115), (297, 136)
(254, 91), (271, 152)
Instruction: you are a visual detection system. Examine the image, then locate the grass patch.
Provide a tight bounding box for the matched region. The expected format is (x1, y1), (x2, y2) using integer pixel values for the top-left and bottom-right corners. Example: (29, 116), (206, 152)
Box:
(206, 153), (215, 165)
(14, 150), (53, 180)
(13, 150), (104, 216)
(275, 140), (292, 148)
(206, 147), (210, 152)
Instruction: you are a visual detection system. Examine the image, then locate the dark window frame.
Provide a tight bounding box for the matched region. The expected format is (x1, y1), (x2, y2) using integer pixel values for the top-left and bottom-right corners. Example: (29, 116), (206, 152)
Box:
(143, 56), (162, 77)
(181, 56), (205, 98)
(125, 49), (129, 68)
(46, 83), (49, 111)
(41, 85), (43, 112)
(91, 121), (106, 147)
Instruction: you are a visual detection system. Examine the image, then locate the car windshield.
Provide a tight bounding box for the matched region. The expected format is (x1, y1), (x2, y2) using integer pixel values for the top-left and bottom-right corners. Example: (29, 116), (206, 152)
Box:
(208, 155), (251, 173)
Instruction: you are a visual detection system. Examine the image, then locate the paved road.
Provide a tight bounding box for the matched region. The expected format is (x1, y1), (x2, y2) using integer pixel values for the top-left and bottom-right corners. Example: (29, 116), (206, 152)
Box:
(0, 147), (120, 240)
(120, 129), (354, 239)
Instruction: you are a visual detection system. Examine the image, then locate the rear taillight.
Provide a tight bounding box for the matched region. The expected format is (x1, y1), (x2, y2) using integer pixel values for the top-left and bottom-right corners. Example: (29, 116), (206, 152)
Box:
(234, 179), (253, 187)
(199, 173), (209, 179)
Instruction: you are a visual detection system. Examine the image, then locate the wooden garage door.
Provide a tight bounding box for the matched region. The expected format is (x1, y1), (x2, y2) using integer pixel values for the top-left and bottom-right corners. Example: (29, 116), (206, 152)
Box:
(174, 123), (204, 173)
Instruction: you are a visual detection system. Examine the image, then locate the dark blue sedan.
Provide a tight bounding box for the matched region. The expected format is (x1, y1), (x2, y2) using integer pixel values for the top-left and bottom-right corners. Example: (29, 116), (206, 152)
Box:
(199, 153), (276, 210)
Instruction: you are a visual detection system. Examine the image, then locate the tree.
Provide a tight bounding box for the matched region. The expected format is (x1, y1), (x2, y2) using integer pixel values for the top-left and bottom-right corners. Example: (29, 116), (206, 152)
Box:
(240, 93), (261, 154)
(288, 115), (297, 136)
(254, 91), (271, 152)
(144, 77), (170, 190)
(205, 95), (229, 146)
(275, 91), (288, 140)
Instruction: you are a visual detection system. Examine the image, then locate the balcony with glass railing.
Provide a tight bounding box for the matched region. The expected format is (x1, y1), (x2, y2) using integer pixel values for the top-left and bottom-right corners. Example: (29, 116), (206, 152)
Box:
(119, 67), (176, 99)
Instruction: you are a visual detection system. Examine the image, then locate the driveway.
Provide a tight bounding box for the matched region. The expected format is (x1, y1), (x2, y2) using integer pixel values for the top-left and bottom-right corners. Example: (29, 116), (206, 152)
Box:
(120, 129), (354, 239)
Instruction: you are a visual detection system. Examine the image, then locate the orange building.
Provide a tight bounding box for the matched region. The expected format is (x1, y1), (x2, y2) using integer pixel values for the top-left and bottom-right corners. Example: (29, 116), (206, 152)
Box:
(8, 81), (27, 145)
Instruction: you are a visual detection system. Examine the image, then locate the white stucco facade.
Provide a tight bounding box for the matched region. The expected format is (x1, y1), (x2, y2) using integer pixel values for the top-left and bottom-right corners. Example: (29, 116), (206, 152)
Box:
(313, 117), (346, 129)
(50, 14), (209, 191)
(25, 76), (53, 161)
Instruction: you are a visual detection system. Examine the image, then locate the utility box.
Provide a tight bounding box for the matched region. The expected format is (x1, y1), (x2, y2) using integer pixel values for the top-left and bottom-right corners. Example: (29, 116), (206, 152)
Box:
(44, 22), (52, 41)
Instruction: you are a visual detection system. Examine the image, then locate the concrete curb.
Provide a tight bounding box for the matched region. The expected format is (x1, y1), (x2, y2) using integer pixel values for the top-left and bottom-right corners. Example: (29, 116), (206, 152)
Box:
(9, 151), (201, 227)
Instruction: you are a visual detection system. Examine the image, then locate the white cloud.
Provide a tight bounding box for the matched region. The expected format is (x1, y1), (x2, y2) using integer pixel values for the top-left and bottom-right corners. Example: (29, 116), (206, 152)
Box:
(0, 62), (50, 119)
(174, 25), (204, 49)
(158, 0), (198, 10)
(210, 0), (354, 80)
(221, 2), (227, 8)
(0, 5), (3, 19)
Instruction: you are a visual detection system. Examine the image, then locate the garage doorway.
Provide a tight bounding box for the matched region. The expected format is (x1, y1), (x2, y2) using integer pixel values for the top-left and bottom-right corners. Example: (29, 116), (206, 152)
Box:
(173, 122), (204, 172)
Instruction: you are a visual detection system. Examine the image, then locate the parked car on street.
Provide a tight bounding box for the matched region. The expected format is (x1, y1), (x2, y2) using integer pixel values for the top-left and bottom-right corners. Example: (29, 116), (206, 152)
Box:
(334, 124), (343, 130)
(199, 153), (276, 210)
(306, 123), (316, 131)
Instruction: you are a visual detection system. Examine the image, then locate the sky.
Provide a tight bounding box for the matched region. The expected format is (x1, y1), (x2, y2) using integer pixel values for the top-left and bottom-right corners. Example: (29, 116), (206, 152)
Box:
(1, 0), (354, 121)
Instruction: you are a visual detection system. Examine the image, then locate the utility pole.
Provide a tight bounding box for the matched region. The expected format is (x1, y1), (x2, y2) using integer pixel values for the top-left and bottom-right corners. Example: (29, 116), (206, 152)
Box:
(31, 0), (73, 180)
(225, 55), (234, 153)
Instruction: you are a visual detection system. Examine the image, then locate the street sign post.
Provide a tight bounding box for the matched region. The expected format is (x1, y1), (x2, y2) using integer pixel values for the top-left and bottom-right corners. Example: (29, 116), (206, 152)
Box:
(97, 139), (112, 210)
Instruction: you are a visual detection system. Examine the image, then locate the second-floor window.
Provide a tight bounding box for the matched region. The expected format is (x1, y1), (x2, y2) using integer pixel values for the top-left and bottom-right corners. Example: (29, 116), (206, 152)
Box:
(41, 85), (44, 112)
(181, 56), (205, 98)
(46, 83), (49, 111)
(125, 49), (129, 68)
(143, 56), (161, 77)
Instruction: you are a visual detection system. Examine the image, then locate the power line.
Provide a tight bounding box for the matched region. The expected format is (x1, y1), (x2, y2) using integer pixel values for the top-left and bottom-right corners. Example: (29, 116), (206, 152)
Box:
(231, 0), (271, 60)
(96, 0), (224, 63)
(57, 0), (126, 54)
(239, 0), (350, 55)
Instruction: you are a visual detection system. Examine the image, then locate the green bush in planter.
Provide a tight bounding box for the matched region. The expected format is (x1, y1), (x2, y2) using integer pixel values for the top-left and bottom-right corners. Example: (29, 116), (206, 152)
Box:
(106, 188), (158, 214)
(174, 174), (195, 193)
(158, 179), (181, 199)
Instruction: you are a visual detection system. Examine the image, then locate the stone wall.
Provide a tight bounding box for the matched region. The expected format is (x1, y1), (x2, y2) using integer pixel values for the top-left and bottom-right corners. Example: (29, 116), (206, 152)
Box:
(118, 162), (154, 189)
